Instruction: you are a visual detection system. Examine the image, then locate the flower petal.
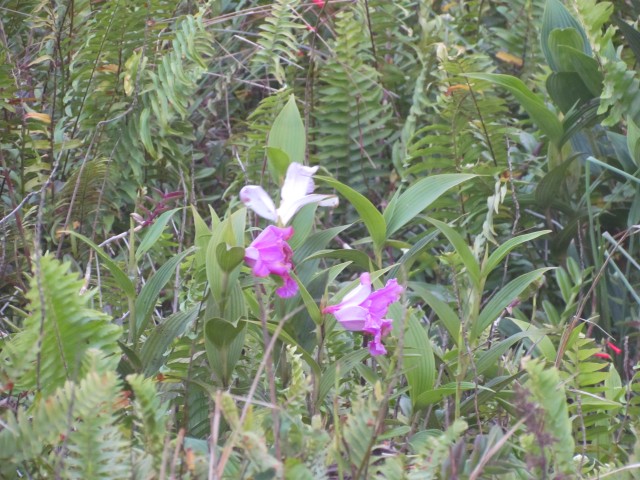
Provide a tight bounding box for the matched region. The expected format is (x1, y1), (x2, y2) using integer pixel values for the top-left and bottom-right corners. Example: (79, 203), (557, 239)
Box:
(278, 193), (338, 225)
(368, 335), (387, 356)
(281, 163), (319, 204)
(276, 274), (298, 298)
(333, 305), (368, 331)
(364, 279), (403, 321)
(323, 273), (372, 314)
(240, 185), (278, 222)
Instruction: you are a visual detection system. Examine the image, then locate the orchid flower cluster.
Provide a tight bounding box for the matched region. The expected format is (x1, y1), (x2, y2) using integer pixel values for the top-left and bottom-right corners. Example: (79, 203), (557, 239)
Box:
(240, 162), (337, 298)
(239, 162), (403, 356)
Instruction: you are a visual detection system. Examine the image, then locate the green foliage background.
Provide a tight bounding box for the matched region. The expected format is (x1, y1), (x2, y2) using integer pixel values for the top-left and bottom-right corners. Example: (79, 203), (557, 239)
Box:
(2, 0), (640, 478)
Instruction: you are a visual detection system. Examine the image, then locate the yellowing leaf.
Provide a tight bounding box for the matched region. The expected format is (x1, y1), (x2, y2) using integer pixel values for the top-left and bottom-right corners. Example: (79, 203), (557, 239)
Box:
(24, 112), (51, 124)
(496, 51), (524, 68)
(98, 64), (119, 73)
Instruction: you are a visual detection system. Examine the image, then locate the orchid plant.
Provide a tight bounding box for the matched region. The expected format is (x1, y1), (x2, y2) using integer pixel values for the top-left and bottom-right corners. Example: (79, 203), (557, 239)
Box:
(240, 162), (338, 299)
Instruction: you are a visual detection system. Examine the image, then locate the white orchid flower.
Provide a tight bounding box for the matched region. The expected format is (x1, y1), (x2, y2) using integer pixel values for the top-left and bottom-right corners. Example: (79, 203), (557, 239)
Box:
(240, 163), (338, 225)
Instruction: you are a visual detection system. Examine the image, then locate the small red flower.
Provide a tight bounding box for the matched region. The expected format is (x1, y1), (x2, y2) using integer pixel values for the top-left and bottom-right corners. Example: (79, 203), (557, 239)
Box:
(312, 0), (325, 6)
(594, 352), (612, 361)
(607, 341), (622, 355)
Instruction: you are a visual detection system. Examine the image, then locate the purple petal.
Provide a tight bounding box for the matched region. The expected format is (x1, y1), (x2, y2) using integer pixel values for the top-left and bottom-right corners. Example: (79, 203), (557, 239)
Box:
(333, 305), (368, 331)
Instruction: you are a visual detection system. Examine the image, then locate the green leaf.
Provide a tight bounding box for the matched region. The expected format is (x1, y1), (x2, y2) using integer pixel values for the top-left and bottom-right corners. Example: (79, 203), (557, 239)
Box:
(316, 349), (369, 407)
(471, 268), (554, 340)
(615, 16), (640, 64)
(316, 176), (386, 252)
(404, 313), (436, 409)
(385, 174), (476, 237)
(289, 203), (318, 250)
(246, 319), (320, 376)
(482, 230), (551, 276)
(413, 382), (477, 408)
(466, 73), (563, 145)
(564, 46), (603, 97)
(136, 208), (181, 260)
(627, 116), (640, 168)
(63, 231), (135, 298)
(192, 206), (212, 269)
(204, 316), (246, 386)
(216, 243), (245, 273)
(303, 249), (373, 270)
(541, 0), (591, 71)
(425, 218), (481, 289)
(267, 94), (305, 166)
(141, 306), (199, 376)
(266, 146), (291, 183)
(547, 28), (587, 73)
(409, 283), (460, 345)
(135, 247), (195, 336)
(290, 271), (322, 325)
(387, 230), (440, 279)
(498, 318), (557, 361)
(546, 72), (594, 114)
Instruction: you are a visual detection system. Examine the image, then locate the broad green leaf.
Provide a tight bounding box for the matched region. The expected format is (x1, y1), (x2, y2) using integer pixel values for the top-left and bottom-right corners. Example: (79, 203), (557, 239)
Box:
(63, 231), (135, 298)
(535, 156), (578, 208)
(546, 72), (594, 114)
(204, 316), (246, 387)
(290, 272), (322, 325)
(304, 249), (373, 270)
(135, 247), (195, 335)
(413, 382), (477, 408)
(404, 313), (436, 408)
(466, 73), (563, 145)
(547, 28), (586, 73)
(266, 146), (291, 183)
(471, 267), (554, 340)
(141, 306), (199, 376)
(409, 283), (460, 345)
(615, 17), (640, 64)
(267, 94), (305, 166)
(541, 0), (591, 71)
(192, 206), (212, 269)
(425, 218), (481, 289)
(136, 208), (181, 260)
(627, 116), (640, 167)
(246, 319), (320, 376)
(316, 176), (386, 252)
(385, 174), (476, 237)
(498, 318), (557, 361)
(482, 230), (551, 276)
(216, 243), (245, 273)
(316, 349), (369, 407)
(387, 230), (439, 279)
(289, 203), (318, 250)
(564, 46), (603, 96)
(460, 374), (521, 415)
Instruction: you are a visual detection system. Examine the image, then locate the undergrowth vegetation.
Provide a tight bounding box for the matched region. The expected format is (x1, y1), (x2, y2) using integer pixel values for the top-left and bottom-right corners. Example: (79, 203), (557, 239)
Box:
(2, 0), (640, 478)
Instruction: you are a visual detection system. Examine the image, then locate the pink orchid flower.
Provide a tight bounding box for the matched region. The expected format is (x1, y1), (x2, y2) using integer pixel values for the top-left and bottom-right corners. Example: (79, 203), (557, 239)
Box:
(323, 273), (404, 356)
(244, 225), (298, 298)
(240, 163), (338, 226)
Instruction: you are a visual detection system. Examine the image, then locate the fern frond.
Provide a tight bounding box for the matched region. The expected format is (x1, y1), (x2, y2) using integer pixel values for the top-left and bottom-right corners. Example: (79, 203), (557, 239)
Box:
(313, 6), (393, 195)
(0, 350), (130, 479)
(2, 254), (122, 397)
(251, 0), (302, 85)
